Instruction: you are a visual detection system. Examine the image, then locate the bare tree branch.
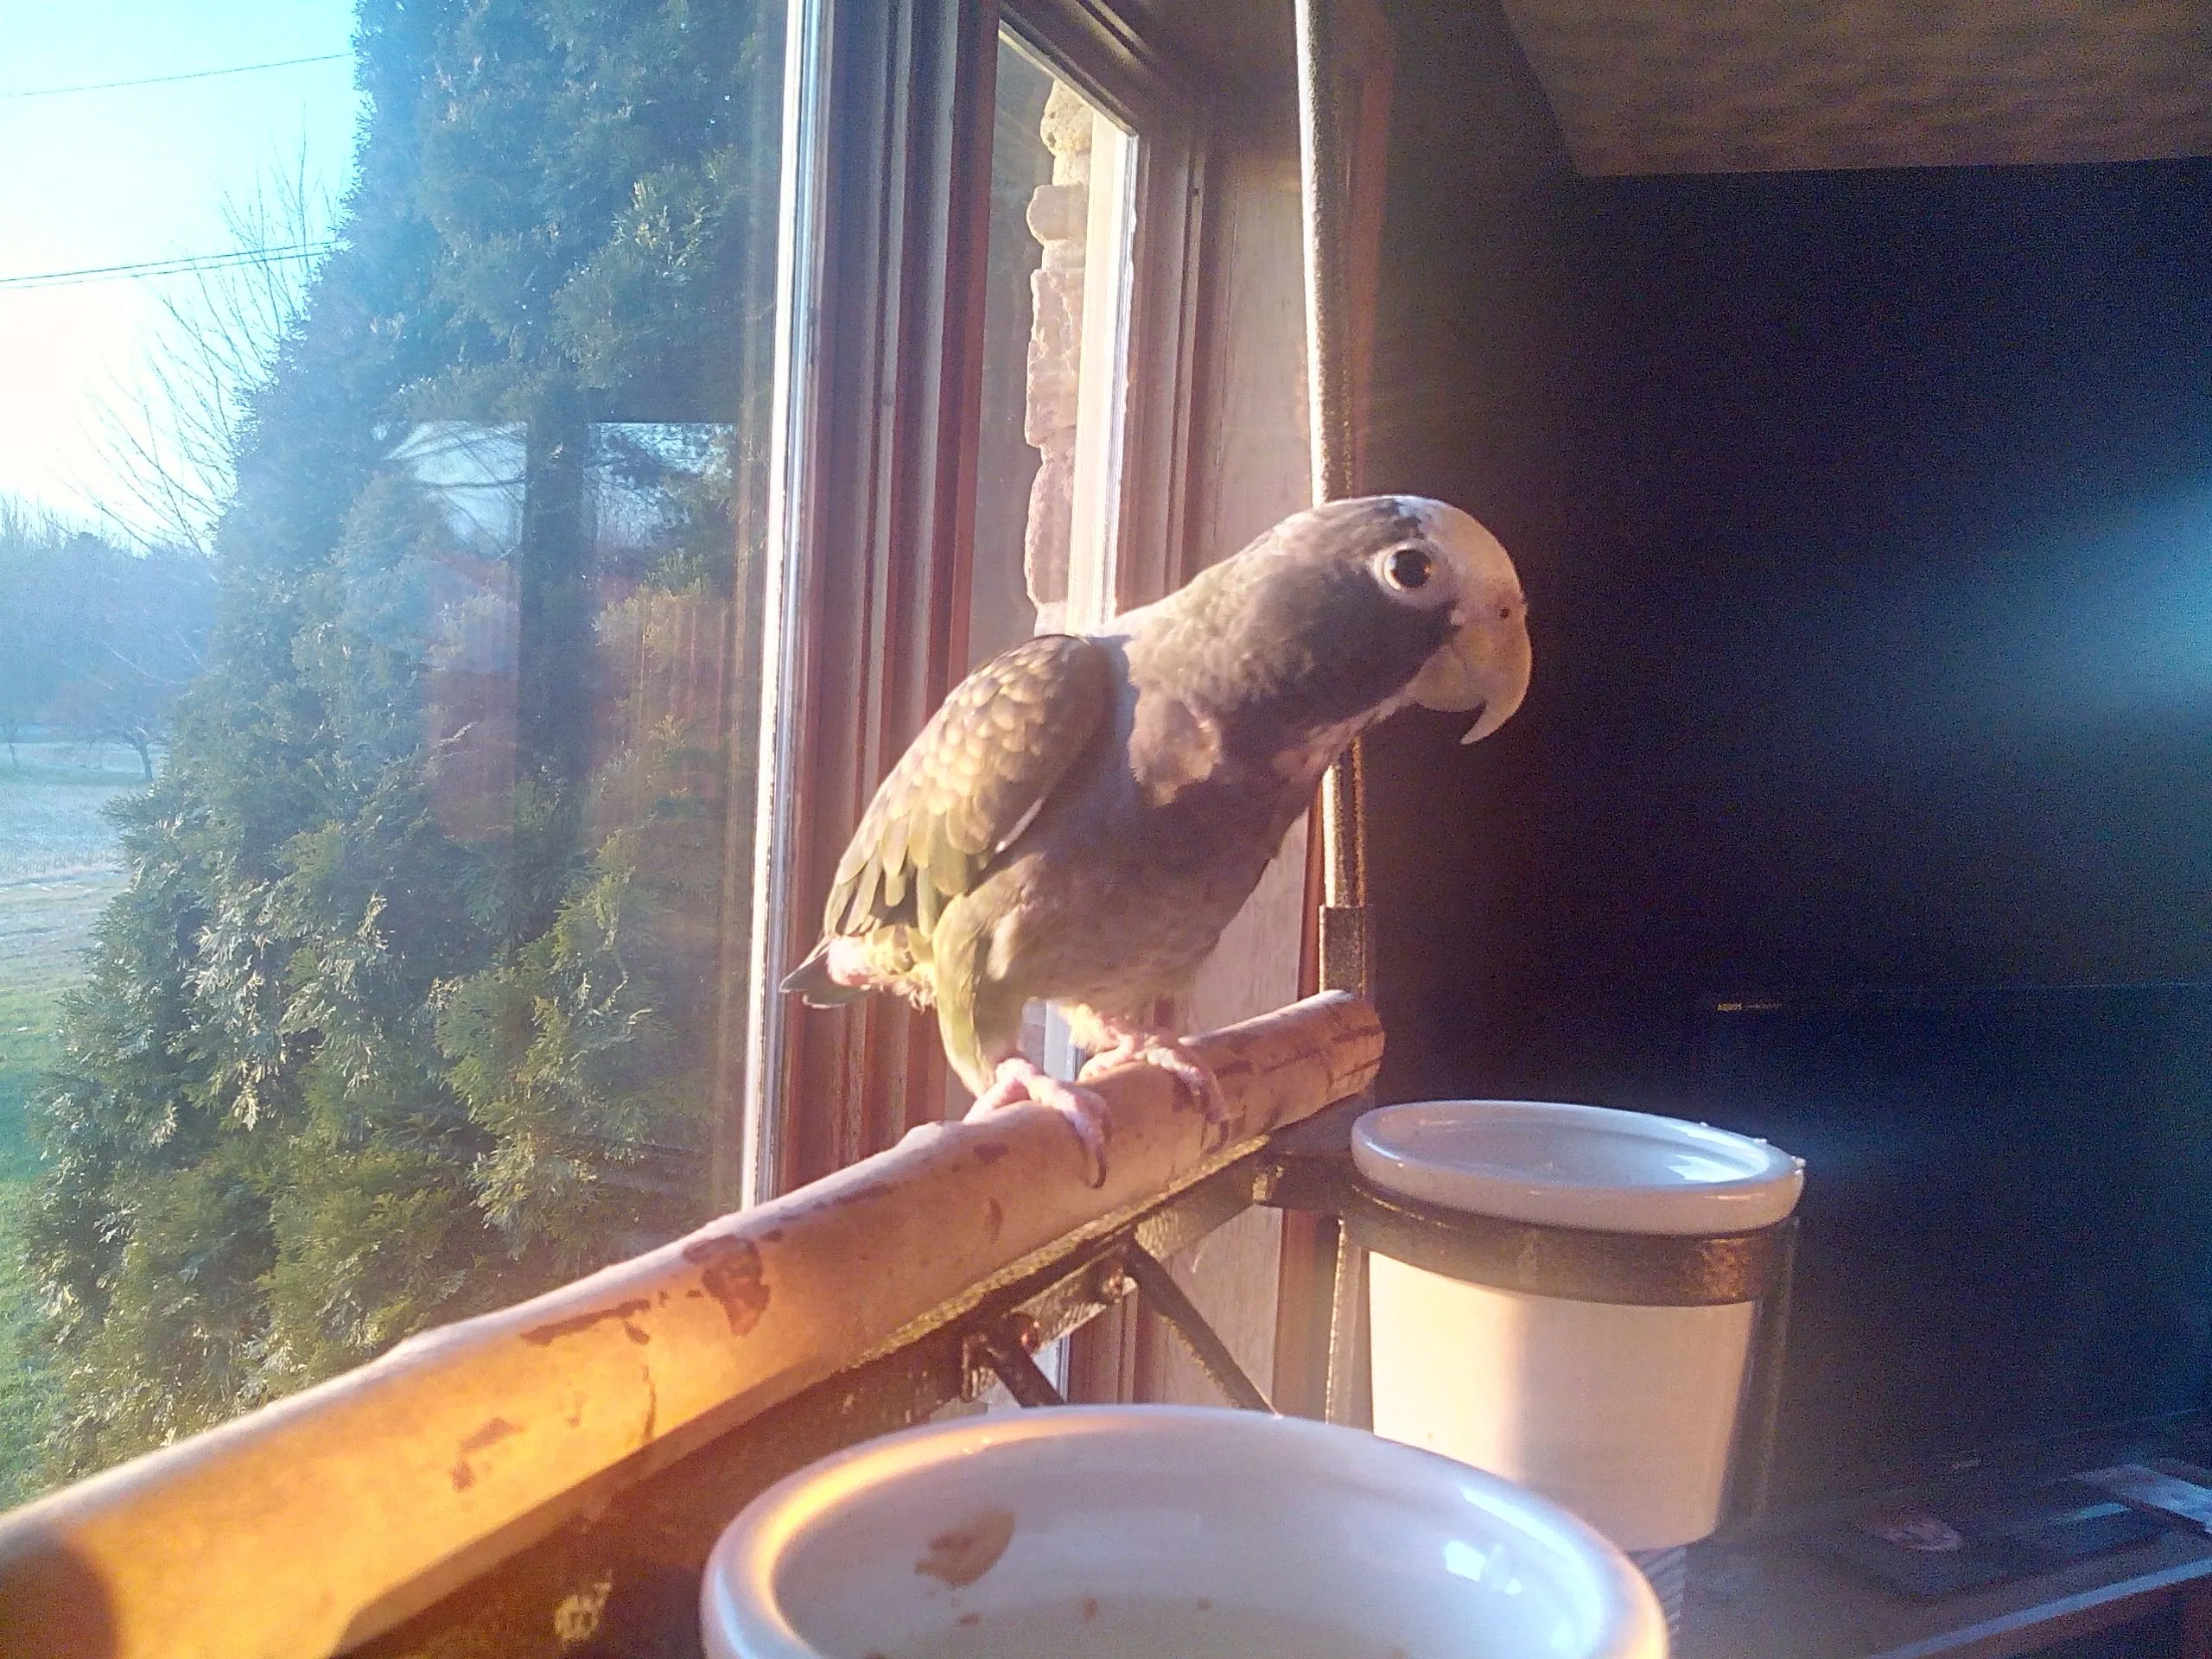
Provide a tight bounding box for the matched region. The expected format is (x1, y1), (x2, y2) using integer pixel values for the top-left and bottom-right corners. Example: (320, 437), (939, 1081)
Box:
(92, 146), (338, 553)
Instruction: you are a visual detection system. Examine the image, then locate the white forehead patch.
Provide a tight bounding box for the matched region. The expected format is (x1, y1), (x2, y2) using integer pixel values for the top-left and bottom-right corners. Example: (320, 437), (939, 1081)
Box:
(1391, 495), (1519, 594)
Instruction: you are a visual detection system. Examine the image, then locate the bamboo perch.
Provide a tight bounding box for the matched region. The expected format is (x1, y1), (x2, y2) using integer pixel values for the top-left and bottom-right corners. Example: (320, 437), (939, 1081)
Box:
(0, 991), (1382, 1659)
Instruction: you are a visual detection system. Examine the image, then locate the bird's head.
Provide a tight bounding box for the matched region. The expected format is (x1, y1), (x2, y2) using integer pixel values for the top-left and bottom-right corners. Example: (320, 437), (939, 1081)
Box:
(1126, 494), (1530, 747)
(1356, 496), (1530, 742)
(1233, 494), (1529, 743)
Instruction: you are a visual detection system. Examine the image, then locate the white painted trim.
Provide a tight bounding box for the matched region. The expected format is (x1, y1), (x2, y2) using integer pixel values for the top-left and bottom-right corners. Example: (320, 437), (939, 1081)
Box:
(741, 0), (835, 1211)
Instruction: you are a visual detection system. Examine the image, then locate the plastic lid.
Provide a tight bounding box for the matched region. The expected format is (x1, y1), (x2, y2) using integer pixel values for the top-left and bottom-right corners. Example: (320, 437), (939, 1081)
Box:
(1352, 1099), (1804, 1236)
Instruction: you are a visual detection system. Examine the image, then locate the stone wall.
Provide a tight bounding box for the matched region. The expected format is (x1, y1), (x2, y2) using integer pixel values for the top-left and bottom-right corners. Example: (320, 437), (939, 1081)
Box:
(1020, 82), (1093, 633)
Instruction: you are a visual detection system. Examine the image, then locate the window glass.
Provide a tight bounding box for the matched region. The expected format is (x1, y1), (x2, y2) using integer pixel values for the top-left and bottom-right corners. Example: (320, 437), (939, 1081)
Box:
(968, 34), (1138, 668)
(969, 32), (1142, 1090)
(0, 0), (780, 1500)
(963, 32), (1144, 1406)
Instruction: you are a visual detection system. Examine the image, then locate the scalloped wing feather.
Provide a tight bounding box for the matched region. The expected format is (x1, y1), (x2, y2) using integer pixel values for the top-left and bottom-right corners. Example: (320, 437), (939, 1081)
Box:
(824, 633), (1113, 939)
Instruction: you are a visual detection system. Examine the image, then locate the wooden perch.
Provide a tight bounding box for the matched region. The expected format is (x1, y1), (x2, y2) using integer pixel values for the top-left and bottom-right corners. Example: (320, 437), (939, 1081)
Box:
(0, 991), (1382, 1659)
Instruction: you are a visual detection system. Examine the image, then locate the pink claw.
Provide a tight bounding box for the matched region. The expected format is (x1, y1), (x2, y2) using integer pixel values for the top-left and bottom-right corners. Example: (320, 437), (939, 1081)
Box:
(967, 1056), (1112, 1187)
(1079, 1032), (1232, 1154)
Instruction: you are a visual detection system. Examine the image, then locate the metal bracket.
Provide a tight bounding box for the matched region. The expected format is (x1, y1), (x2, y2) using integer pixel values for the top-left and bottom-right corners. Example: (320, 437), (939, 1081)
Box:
(967, 1316), (1067, 1408)
(1319, 1215), (1370, 1426)
(1116, 1243), (1275, 1414)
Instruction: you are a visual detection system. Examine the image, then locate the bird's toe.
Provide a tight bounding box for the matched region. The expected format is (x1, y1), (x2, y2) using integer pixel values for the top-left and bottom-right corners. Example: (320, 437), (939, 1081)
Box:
(1136, 1039), (1232, 1152)
(1076, 1034), (1140, 1084)
(1078, 1028), (1231, 1154)
(966, 1057), (1112, 1187)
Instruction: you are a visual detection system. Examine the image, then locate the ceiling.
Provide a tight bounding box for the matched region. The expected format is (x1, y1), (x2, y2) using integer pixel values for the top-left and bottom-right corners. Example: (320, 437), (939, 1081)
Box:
(1497, 0), (2212, 175)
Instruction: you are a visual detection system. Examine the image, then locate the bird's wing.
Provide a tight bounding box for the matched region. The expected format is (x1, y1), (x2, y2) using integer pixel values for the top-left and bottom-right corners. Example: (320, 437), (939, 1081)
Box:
(823, 633), (1114, 938)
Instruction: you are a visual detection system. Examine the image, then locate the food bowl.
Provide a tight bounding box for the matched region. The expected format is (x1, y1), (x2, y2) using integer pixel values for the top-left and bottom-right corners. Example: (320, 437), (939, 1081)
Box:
(1356, 1099), (1804, 1549)
(701, 1404), (1667, 1658)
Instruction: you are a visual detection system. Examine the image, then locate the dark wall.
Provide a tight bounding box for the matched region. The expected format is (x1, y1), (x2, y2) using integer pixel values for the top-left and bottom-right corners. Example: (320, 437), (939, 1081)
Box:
(1368, 1), (2212, 1104)
(1363, 0), (1589, 1100)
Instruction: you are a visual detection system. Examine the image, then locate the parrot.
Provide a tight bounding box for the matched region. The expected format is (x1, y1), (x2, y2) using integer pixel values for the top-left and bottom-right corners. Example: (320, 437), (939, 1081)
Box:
(780, 494), (1531, 1182)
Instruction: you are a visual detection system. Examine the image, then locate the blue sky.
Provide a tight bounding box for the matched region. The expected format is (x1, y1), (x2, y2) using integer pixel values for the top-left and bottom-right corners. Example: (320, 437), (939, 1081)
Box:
(0, 1), (364, 531)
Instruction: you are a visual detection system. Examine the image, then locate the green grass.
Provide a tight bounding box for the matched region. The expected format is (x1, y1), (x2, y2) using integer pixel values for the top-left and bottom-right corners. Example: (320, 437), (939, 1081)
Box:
(0, 984), (61, 1185)
(0, 741), (148, 884)
(0, 743), (140, 1505)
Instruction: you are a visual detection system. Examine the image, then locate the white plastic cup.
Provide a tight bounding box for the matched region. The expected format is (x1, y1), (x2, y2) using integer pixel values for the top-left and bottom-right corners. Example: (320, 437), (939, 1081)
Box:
(701, 1404), (1668, 1658)
(1356, 1100), (1804, 1553)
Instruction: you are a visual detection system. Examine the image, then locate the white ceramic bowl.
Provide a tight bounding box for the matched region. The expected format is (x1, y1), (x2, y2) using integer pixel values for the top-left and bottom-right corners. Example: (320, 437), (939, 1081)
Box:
(1353, 1099), (1803, 1236)
(701, 1404), (1667, 1659)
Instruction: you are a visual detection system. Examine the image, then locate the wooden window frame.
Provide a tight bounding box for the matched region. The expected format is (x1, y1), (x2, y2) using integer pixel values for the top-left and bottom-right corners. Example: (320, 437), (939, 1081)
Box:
(739, 0), (1395, 1399)
(742, 0), (1214, 1201)
(740, 0), (997, 1203)
(999, 0), (1211, 618)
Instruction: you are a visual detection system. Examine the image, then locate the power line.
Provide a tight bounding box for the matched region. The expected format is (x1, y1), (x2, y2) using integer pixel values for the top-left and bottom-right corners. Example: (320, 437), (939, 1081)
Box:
(0, 52), (350, 101)
(0, 241), (340, 291)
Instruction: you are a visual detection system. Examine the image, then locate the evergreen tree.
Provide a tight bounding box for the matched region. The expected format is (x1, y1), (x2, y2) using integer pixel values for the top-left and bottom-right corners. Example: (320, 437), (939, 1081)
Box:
(24, 0), (777, 1477)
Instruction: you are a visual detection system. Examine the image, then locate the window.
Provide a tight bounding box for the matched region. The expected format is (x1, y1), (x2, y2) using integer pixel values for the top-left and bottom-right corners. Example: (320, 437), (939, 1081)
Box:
(0, 0), (1384, 1521)
(970, 35), (1139, 664)
(741, 0), (1207, 1194)
(968, 35), (1144, 1100)
(0, 0), (783, 1501)
(0, 12), (1432, 1651)
(730, 0), (1327, 1409)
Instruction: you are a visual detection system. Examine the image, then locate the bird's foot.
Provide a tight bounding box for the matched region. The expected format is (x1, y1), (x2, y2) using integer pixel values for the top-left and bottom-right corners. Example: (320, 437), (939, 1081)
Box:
(967, 1057), (1111, 1188)
(1079, 1031), (1232, 1154)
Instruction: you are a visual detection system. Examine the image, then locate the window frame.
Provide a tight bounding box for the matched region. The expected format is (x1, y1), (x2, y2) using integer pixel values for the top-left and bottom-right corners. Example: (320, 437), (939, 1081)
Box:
(741, 0), (1215, 1202)
(0, 3), (1412, 1643)
(740, 0), (998, 1202)
(998, 0), (1211, 617)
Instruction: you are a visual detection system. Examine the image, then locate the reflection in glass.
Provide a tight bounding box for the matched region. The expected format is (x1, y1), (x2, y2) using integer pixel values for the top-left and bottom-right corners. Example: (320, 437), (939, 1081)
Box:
(385, 422), (525, 847)
(969, 38), (1139, 667)
(963, 44), (1144, 1409)
(5, 3), (781, 1495)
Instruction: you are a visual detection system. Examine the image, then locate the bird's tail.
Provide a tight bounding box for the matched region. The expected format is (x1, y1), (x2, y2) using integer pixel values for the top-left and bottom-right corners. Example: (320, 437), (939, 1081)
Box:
(779, 939), (867, 1007)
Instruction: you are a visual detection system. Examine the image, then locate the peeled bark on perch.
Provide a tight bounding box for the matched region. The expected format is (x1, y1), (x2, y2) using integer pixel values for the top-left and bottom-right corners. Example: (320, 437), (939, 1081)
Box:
(0, 991), (1382, 1659)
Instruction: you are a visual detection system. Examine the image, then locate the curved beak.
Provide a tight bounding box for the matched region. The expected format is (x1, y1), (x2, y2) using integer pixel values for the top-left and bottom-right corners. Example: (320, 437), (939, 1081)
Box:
(1407, 603), (1532, 744)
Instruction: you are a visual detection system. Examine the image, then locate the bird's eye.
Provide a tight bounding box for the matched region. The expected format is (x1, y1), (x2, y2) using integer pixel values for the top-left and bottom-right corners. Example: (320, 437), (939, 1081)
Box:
(1381, 546), (1433, 591)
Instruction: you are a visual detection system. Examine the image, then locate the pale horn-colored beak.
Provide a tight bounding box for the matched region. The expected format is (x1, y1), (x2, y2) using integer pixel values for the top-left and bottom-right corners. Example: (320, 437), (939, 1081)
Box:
(1407, 602), (1532, 743)
(1395, 499), (1532, 743)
